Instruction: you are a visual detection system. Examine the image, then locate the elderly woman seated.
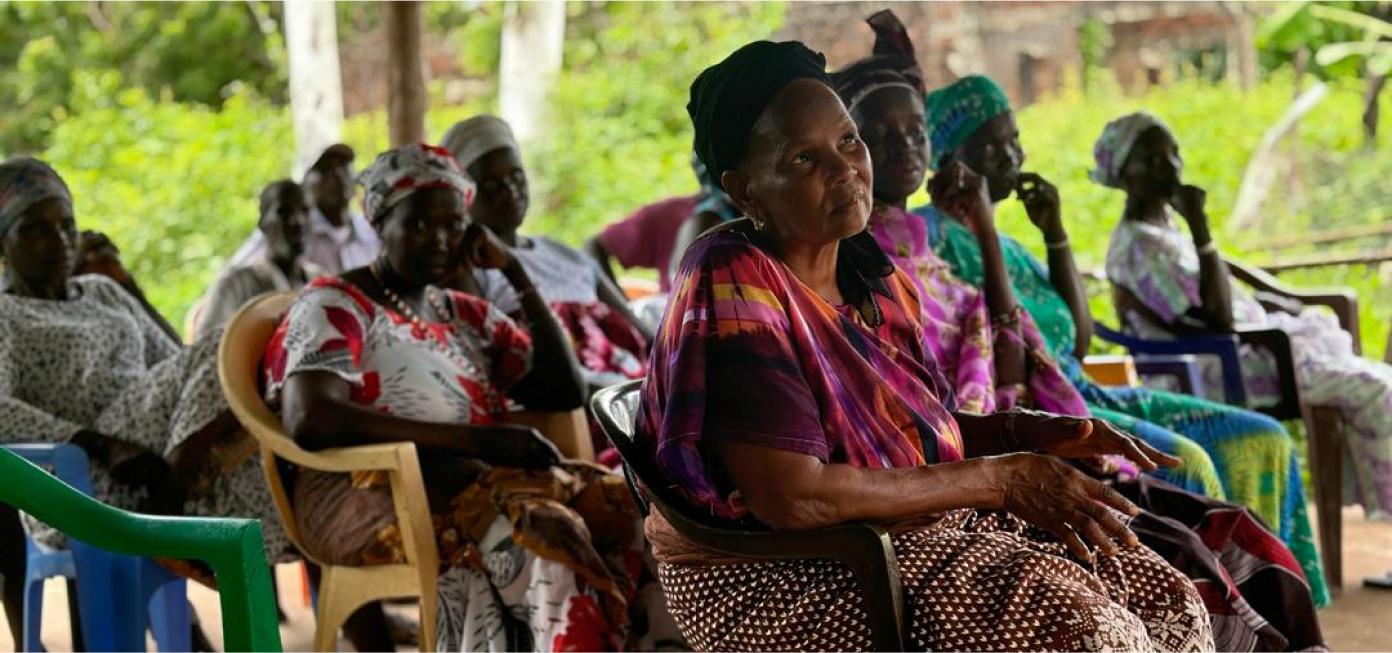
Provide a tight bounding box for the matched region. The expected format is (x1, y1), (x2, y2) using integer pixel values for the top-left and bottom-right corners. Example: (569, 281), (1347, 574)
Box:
(0, 158), (290, 624)
(1096, 112), (1392, 523)
(265, 143), (672, 652)
(636, 41), (1214, 652)
(830, 11), (1322, 650)
(441, 117), (653, 395)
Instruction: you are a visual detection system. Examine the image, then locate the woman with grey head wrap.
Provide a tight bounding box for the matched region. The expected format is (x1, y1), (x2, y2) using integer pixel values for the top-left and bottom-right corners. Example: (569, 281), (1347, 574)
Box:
(439, 116), (656, 392)
(0, 158), (294, 612)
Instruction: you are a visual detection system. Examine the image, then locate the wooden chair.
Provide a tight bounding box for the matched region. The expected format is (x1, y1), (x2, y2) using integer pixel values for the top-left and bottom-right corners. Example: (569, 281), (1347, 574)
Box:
(219, 292), (594, 651)
(591, 380), (907, 651)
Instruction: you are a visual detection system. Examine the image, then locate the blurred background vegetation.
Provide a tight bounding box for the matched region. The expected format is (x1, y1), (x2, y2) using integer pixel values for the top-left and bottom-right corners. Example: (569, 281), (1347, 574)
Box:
(0, 1), (1387, 358)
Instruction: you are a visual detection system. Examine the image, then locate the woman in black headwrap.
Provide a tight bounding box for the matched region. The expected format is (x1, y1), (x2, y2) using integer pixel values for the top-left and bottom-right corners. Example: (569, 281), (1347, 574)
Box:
(633, 40), (1213, 652)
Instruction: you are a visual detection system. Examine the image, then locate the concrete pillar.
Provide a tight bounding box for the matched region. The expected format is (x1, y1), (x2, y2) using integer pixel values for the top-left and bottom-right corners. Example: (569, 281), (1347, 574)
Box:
(284, 0), (345, 178)
(498, 1), (566, 146)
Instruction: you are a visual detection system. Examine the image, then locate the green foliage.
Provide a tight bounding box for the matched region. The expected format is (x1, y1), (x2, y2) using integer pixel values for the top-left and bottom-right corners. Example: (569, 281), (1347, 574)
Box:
(0, 1), (286, 153)
(1259, 1), (1392, 78)
(38, 88), (293, 330)
(524, 1), (787, 245)
(982, 69), (1391, 357)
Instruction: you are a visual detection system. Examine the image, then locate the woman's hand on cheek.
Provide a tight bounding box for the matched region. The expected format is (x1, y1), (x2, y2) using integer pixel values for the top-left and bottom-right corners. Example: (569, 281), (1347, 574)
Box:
(464, 222), (515, 271)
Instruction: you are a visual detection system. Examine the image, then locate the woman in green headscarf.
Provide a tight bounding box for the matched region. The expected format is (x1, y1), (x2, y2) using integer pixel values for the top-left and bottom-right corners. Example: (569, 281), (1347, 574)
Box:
(915, 76), (1328, 605)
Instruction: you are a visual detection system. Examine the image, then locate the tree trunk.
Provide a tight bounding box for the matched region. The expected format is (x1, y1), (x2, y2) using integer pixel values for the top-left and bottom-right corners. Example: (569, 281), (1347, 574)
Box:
(1365, 70), (1386, 147)
(284, 1), (345, 179)
(383, 1), (426, 147)
(498, 0), (567, 146)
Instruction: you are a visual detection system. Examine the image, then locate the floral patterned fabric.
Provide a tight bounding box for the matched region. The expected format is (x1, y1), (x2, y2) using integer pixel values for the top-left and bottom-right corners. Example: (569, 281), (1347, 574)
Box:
(475, 236), (647, 389)
(1108, 214), (1392, 521)
(264, 277), (670, 651)
(867, 205), (1088, 416)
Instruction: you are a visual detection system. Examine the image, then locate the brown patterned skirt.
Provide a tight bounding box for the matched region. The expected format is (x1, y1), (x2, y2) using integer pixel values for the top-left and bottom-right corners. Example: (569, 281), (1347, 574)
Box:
(658, 510), (1214, 652)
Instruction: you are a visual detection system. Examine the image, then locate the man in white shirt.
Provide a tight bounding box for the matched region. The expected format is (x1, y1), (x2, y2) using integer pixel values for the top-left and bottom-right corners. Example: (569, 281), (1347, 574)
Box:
(226, 143), (379, 274)
(196, 180), (325, 340)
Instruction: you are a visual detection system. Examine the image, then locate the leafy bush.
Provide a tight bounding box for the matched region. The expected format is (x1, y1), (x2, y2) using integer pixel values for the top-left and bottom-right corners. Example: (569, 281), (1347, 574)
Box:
(38, 87), (294, 330)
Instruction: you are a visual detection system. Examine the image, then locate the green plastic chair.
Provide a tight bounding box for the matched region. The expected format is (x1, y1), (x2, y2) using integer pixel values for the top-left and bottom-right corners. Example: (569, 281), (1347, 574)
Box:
(0, 447), (282, 652)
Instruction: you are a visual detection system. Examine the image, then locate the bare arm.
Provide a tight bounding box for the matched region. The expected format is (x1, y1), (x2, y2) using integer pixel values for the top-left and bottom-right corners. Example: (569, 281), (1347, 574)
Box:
(1017, 173), (1093, 360)
(584, 236), (619, 284)
(716, 441), (1141, 560)
(1172, 186), (1234, 330)
(930, 164), (1026, 386)
(280, 370), (560, 468)
(502, 261), (587, 411)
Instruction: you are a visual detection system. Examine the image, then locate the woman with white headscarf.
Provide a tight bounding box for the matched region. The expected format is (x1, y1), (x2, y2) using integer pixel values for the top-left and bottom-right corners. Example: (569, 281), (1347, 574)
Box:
(1098, 112), (1392, 523)
(441, 117), (653, 398)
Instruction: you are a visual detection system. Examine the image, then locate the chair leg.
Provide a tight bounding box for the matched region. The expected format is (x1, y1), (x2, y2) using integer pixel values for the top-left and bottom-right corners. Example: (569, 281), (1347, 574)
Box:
(417, 564), (438, 653)
(146, 580), (191, 652)
(23, 574), (44, 652)
(1307, 407), (1344, 590)
(313, 566), (360, 653)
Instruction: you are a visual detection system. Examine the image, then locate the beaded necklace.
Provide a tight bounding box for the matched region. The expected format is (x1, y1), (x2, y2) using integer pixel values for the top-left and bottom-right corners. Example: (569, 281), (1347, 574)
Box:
(369, 261), (479, 367)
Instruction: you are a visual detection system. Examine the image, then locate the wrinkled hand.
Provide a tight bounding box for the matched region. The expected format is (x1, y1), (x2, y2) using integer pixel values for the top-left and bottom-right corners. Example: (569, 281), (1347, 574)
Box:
(463, 223), (515, 271)
(1016, 172), (1062, 238)
(999, 453), (1141, 561)
(1168, 184), (1208, 226)
(1012, 410), (1181, 473)
(928, 161), (995, 239)
(476, 425), (563, 470)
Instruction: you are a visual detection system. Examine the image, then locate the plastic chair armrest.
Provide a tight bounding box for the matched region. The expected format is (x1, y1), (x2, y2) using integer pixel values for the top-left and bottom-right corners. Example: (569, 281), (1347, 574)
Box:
(1094, 323), (1247, 405)
(506, 409), (595, 461)
(265, 440), (420, 475)
(0, 449), (282, 651)
(1235, 327), (1304, 420)
(1133, 355), (1206, 397)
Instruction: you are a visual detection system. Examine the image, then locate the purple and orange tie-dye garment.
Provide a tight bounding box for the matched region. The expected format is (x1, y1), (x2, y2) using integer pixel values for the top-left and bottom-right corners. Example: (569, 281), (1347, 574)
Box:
(867, 204), (1090, 418)
(636, 227), (963, 520)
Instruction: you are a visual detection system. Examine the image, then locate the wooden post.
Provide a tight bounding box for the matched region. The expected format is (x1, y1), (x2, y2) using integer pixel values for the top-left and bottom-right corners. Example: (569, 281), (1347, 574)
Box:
(383, 1), (426, 147)
(284, 1), (345, 179)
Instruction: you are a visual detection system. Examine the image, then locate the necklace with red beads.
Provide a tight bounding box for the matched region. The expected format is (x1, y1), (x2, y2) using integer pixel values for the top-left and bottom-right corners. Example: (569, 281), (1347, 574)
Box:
(369, 261), (479, 366)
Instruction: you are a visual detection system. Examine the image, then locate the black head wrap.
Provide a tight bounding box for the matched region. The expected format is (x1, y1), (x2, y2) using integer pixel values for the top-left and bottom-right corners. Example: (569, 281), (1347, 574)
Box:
(687, 40), (829, 181)
(830, 10), (924, 114)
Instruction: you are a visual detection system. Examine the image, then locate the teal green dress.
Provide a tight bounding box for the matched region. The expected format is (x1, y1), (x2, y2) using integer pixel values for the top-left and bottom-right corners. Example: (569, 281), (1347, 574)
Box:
(915, 205), (1329, 606)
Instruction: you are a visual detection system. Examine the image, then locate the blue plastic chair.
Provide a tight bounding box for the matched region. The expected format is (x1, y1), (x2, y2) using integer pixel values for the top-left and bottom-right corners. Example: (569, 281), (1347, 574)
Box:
(6, 443), (190, 652)
(1093, 322), (1247, 404)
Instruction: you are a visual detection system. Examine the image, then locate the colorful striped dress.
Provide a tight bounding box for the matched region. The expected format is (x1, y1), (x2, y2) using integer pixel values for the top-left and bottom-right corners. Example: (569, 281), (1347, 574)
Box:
(914, 205), (1329, 607)
(635, 224), (1213, 652)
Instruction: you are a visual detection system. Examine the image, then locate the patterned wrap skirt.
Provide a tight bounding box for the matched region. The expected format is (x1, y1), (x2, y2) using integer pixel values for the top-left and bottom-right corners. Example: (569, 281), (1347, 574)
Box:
(658, 509), (1214, 652)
